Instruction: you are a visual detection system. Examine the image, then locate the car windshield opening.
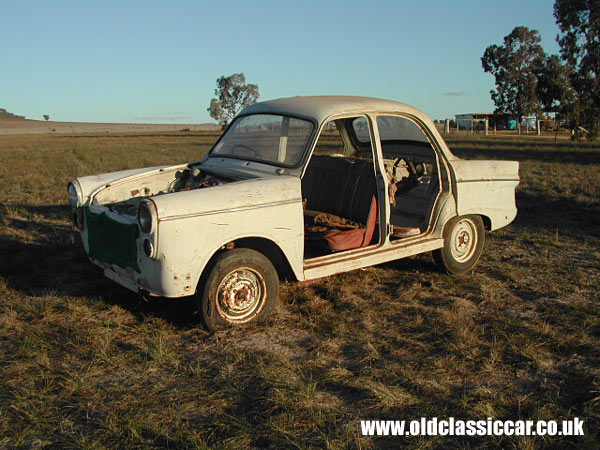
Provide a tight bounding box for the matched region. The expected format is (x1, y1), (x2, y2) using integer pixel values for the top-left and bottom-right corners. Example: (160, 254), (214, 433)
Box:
(210, 114), (314, 166)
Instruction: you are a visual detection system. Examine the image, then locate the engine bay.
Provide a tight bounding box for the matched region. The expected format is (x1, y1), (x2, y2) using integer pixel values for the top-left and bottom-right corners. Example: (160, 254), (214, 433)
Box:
(101, 166), (236, 216)
(171, 167), (232, 192)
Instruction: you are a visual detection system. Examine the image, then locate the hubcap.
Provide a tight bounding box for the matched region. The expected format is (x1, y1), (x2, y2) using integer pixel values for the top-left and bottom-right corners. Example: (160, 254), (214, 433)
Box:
(216, 267), (266, 322)
(450, 219), (477, 263)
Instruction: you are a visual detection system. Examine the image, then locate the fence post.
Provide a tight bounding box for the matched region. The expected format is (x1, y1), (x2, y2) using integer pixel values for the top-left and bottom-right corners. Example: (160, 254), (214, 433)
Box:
(537, 119), (541, 136)
(485, 119), (489, 136)
(444, 119), (450, 134)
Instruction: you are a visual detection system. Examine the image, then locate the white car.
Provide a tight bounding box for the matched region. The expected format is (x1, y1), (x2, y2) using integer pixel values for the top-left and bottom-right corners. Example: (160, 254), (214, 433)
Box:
(68, 96), (519, 330)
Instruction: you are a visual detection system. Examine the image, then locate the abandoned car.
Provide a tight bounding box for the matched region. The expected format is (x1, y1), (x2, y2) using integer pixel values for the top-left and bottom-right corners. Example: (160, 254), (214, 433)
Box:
(68, 96), (519, 330)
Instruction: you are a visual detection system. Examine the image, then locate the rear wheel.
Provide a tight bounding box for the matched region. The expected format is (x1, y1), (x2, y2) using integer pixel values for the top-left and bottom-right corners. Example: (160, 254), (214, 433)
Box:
(433, 215), (485, 274)
(199, 248), (279, 331)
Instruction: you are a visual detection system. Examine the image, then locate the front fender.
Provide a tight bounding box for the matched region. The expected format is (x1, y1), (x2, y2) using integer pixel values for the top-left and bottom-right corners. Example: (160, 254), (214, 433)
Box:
(142, 199), (305, 297)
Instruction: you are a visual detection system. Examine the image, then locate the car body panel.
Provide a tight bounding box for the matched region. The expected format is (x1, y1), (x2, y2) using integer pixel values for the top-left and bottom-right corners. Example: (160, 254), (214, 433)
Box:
(450, 159), (520, 230)
(152, 198), (304, 296)
(152, 175), (300, 220)
(76, 165), (176, 204)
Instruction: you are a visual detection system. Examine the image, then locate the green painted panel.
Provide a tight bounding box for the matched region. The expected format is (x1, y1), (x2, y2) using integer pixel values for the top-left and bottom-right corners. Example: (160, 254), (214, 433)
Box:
(85, 207), (140, 272)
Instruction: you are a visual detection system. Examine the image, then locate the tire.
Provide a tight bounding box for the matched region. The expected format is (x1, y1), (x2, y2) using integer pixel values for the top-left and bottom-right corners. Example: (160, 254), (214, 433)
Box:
(198, 248), (279, 331)
(433, 215), (485, 274)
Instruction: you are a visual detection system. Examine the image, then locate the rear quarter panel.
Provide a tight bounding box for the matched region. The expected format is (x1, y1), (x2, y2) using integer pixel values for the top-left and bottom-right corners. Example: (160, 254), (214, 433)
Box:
(450, 159), (519, 231)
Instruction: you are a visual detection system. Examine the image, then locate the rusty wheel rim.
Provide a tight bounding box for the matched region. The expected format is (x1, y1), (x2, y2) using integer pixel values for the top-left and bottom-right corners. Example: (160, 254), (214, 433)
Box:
(215, 267), (266, 323)
(450, 218), (477, 263)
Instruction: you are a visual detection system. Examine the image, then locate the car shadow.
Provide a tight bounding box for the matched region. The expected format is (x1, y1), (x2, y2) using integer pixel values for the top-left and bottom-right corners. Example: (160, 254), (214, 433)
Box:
(514, 189), (600, 237)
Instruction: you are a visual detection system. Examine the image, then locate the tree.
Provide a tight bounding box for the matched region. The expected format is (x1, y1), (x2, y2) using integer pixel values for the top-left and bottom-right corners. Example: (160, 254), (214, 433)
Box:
(536, 54), (575, 115)
(43, 114), (50, 121)
(207, 73), (259, 128)
(481, 26), (546, 121)
(554, 0), (600, 138)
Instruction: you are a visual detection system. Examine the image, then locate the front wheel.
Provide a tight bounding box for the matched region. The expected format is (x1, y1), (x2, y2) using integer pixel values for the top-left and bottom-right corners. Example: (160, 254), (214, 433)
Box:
(198, 248), (279, 331)
(433, 215), (485, 274)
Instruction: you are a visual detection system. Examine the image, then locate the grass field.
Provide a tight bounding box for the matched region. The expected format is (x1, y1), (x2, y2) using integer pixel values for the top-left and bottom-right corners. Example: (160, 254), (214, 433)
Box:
(1, 132), (599, 449)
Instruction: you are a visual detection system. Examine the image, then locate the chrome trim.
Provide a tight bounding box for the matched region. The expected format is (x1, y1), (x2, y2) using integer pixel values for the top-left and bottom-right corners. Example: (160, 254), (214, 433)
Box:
(159, 199), (301, 222)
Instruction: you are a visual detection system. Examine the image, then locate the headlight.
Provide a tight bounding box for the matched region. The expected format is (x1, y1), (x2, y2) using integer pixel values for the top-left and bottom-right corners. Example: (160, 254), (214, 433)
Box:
(137, 201), (156, 234)
(68, 182), (82, 208)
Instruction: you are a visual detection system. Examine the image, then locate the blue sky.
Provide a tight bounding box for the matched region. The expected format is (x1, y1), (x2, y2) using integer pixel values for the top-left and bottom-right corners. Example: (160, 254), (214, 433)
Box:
(1, 0), (560, 123)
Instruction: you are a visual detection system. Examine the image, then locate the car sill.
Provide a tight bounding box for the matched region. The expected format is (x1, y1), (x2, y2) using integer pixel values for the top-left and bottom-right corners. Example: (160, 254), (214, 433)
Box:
(303, 237), (443, 280)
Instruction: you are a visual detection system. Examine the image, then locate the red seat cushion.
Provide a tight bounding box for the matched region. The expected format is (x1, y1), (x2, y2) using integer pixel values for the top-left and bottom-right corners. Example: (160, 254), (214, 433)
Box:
(305, 196), (377, 251)
(322, 196), (377, 251)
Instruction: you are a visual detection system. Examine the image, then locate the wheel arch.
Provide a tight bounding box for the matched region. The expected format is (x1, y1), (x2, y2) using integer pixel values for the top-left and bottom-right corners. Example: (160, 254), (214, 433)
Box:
(196, 236), (298, 294)
(233, 237), (296, 281)
(480, 214), (492, 231)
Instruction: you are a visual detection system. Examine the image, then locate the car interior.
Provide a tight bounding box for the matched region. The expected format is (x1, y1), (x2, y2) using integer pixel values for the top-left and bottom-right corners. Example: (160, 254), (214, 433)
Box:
(302, 115), (442, 259)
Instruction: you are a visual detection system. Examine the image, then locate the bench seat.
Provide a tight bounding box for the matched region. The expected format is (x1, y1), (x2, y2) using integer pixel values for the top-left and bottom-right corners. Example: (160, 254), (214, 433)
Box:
(302, 156), (378, 251)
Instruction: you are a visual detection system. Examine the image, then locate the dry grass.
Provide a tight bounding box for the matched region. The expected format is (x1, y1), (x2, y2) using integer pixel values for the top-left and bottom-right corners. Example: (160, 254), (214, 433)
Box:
(0, 132), (599, 449)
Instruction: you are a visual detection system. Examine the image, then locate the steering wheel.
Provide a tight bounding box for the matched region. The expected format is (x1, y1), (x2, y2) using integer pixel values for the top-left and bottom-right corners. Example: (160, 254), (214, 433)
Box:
(231, 144), (258, 158)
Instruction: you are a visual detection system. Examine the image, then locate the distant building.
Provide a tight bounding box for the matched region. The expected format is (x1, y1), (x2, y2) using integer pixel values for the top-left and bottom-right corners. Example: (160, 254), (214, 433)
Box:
(455, 113), (514, 130)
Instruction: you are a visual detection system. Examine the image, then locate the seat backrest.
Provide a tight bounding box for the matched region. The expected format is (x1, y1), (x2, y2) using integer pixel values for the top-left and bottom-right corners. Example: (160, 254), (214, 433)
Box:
(302, 156), (377, 224)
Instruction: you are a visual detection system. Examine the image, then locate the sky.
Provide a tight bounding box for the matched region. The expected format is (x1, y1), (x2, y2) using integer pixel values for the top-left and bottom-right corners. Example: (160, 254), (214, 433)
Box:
(1, 0), (561, 123)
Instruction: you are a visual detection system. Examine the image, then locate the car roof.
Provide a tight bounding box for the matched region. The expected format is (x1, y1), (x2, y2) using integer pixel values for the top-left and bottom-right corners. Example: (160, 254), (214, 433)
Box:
(239, 95), (427, 124)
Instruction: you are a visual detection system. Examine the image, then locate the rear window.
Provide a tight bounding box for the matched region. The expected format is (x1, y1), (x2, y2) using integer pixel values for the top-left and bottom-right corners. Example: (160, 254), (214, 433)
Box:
(376, 116), (430, 143)
(351, 117), (371, 143)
